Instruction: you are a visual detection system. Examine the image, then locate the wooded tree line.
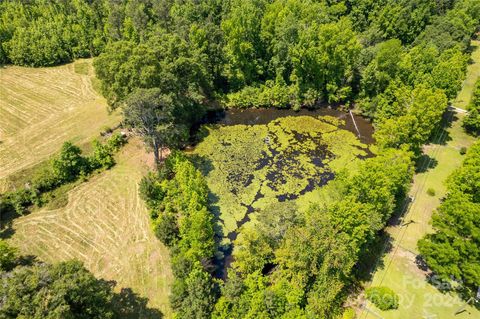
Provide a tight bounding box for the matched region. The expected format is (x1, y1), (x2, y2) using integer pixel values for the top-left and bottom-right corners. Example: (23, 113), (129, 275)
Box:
(2, 1), (478, 109)
(2, 1), (478, 160)
(418, 141), (480, 299)
(139, 152), (219, 317)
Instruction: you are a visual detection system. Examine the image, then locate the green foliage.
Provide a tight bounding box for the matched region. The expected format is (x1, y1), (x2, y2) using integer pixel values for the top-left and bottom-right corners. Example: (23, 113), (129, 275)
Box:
(418, 141), (480, 296)
(290, 18), (361, 104)
(343, 307), (356, 319)
(51, 142), (88, 184)
(427, 188), (436, 196)
(0, 0), (106, 66)
(123, 88), (194, 164)
(140, 156), (219, 317)
(89, 133), (126, 169)
(1, 135), (126, 215)
(430, 48), (468, 100)
(89, 140), (115, 169)
(0, 260), (115, 318)
(0, 240), (17, 272)
(214, 148), (413, 318)
(464, 79), (480, 135)
(139, 172), (166, 211)
(171, 263), (219, 319)
(221, 0), (269, 89)
(365, 286), (399, 310)
(106, 132), (127, 152)
(226, 82), (296, 109)
(94, 32), (208, 107)
(1, 188), (38, 215)
(374, 84), (448, 156)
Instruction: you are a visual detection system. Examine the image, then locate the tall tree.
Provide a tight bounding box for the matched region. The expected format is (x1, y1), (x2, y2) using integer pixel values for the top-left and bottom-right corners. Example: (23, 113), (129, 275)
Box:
(124, 88), (188, 165)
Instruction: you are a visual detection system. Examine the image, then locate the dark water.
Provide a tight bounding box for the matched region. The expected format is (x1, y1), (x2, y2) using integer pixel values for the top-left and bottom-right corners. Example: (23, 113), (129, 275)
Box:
(198, 107), (374, 279)
(205, 107), (374, 144)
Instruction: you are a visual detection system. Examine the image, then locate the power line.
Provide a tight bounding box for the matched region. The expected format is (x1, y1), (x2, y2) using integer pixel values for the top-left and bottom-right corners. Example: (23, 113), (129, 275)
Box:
(360, 109), (456, 319)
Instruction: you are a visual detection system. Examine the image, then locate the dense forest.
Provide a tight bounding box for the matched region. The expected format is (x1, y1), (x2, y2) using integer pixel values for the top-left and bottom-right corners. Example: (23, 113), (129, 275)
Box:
(1, 0), (480, 318)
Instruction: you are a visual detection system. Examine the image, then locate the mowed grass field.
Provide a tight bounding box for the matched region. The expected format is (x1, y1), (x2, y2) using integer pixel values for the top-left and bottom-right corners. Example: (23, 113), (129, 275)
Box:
(9, 139), (173, 317)
(1, 62), (172, 316)
(0, 60), (121, 186)
(361, 40), (480, 319)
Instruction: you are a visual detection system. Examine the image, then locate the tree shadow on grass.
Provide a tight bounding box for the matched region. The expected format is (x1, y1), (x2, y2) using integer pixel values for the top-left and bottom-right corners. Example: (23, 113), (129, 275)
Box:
(0, 209), (20, 239)
(415, 154), (439, 173)
(112, 287), (164, 319)
(428, 110), (456, 146)
(388, 195), (413, 227)
(354, 231), (394, 283)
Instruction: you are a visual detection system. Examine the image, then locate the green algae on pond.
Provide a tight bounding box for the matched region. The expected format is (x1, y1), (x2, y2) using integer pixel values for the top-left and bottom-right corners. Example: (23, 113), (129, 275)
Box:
(191, 115), (371, 242)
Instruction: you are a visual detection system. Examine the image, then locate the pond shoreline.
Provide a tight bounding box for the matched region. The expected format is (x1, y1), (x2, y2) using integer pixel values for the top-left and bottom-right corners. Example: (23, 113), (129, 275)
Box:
(198, 106), (375, 145)
(189, 106), (376, 280)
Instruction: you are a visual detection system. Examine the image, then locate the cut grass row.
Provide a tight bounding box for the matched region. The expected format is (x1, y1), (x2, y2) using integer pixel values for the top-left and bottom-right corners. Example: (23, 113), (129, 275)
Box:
(9, 140), (173, 317)
(0, 60), (121, 185)
(1, 62), (172, 317)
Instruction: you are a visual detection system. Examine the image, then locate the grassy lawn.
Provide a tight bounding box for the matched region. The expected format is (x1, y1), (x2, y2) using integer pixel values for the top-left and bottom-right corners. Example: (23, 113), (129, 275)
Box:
(454, 40), (480, 110)
(361, 40), (480, 319)
(362, 113), (478, 319)
(191, 115), (369, 240)
(8, 140), (173, 317)
(0, 60), (121, 186)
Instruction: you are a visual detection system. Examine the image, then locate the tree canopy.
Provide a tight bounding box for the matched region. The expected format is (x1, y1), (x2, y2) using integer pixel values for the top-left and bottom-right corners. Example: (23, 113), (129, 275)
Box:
(419, 142), (480, 296)
(0, 260), (115, 319)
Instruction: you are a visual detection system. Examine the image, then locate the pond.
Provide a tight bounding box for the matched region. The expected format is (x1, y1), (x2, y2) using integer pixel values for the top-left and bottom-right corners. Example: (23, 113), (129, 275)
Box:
(190, 107), (374, 278)
(204, 107), (374, 144)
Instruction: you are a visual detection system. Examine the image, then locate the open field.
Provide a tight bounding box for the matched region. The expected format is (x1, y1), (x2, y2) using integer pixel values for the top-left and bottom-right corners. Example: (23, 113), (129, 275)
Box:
(8, 139), (173, 317)
(361, 39), (480, 319)
(0, 60), (121, 185)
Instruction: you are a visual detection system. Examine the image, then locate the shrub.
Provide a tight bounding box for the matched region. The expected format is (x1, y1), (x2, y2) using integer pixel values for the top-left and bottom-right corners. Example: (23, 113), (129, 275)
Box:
(226, 82), (297, 109)
(342, 308), (356, 319)
(365, 286), (399, 310)
(427, 188), (436, 196)
(32, 167), (60, 193)
(89, 140), (115, 169)
(153, 213), (179, 247)
(4, 189), (36, 214)
(139, 172), (165, 210)
(51, 142), (88, 183)
(459, 146), (467, 155)
(463, 110), (480, 136)
(106, 132), (127, 152)
(0, 240), (17, 271)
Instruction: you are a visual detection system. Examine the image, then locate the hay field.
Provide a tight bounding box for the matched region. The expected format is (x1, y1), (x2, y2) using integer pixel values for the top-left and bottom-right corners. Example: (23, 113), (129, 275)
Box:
(0, 60), (121, 183)
(9, 139), (173, 317)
